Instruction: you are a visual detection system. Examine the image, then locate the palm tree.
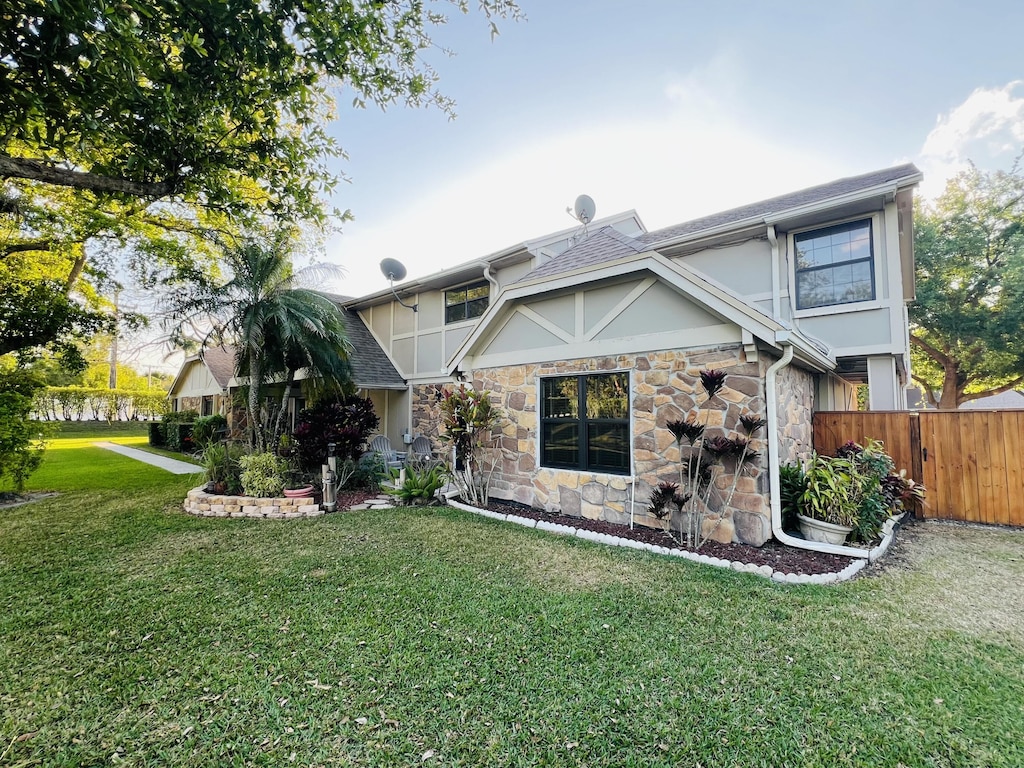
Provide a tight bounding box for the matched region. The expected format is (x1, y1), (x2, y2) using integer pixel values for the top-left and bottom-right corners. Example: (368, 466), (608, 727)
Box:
(169, 233), (352, 451)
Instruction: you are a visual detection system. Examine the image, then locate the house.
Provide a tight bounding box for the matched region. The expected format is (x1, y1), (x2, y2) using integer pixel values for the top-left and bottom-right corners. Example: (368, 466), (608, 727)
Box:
(343, 164), (922, 547)
(173, 164), (921, 549)
(167, 346), (235, 416)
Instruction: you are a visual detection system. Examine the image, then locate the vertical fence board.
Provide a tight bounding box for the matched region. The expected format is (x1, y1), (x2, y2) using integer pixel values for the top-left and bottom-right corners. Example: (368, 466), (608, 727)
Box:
(1002, 412), (1024, 526)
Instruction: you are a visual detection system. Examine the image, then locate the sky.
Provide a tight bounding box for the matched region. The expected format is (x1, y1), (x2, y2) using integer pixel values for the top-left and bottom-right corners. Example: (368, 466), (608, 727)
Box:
(317, 0), (1024, 299)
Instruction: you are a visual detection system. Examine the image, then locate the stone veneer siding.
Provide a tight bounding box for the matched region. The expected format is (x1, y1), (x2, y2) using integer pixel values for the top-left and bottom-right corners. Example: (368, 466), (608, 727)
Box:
(176, 395), (202, 412)
(185, 487), (324, 519)
(775, 361), (815, 466)
(470, 344), (775, 546)
(410, 382), (446, 450)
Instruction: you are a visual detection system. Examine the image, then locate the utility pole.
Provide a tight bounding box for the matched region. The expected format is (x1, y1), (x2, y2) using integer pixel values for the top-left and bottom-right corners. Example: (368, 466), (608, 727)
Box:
(108, 287), (120, 389)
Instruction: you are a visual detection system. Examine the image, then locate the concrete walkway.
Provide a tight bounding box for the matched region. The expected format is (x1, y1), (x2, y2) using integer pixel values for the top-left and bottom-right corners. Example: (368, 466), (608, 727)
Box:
(94, 442), (202, 475)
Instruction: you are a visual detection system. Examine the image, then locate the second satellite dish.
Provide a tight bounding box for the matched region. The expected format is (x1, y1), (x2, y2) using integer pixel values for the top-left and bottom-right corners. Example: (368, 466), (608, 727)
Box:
(379, 258), (417, 312)
(380, 257), (407, 283)
(573, 194), (596, 224)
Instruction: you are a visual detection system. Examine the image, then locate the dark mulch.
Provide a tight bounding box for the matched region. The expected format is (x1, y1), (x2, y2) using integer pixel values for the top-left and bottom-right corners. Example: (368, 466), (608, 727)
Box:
(483, 498), (858, 576)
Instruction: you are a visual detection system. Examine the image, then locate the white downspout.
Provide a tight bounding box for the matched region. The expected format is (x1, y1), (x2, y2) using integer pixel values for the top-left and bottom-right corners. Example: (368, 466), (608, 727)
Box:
(767, 224), (781, 320)
(767, 337), (869, 559)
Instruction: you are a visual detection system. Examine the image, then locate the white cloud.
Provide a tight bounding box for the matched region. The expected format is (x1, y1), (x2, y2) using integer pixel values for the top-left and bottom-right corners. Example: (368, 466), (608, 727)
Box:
(325, 54), (844, 297)
(918, 81), (1024, 198)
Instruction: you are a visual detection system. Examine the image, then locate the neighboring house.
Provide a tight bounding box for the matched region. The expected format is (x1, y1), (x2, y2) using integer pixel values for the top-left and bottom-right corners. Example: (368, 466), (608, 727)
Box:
(344, 164), (921, 546)
(169, 309), (406, 432)
(167, 345), (235, 416)
(906, 387), (1024, 410)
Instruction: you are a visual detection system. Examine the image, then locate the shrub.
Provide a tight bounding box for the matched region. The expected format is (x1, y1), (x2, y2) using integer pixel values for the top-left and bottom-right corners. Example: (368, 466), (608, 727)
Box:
(779, 463), (807, 532)
(0, 369), (50, 492)
(199, 442), (245, 495)
(292, 395), (379, 471)
(345, 452), (387, 491)
(238, 452), (287, 497)
(148, 421), (165, 447)
(160, 409), (198, 452)
(192, 414), (227, 448)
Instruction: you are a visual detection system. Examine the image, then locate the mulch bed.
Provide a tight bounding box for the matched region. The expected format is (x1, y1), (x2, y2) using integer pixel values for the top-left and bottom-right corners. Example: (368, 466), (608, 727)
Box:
(336, 489), (378, 509)
(483, 498), (859, 576)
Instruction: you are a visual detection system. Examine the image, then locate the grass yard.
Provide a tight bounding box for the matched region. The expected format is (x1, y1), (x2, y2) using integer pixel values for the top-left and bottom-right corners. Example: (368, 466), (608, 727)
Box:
(1, 432), (1023, 766)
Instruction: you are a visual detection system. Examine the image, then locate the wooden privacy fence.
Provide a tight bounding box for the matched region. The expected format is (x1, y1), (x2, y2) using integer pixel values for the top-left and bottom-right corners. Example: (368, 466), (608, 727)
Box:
(812, 410), (1024, 527)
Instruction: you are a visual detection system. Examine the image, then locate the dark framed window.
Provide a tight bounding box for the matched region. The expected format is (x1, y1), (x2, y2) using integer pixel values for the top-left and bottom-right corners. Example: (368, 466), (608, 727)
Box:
(540, 372), (630, 474)
(201, 396), (214, 416)
(794, 219), (875, 309)
(445, 281), (489, 324)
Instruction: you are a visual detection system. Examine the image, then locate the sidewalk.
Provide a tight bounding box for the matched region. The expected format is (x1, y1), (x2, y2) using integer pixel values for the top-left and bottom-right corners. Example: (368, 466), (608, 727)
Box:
(94, 442), (202, 475)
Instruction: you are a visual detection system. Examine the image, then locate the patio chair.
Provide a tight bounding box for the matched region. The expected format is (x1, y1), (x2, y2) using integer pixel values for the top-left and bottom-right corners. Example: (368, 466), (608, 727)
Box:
(367, 434), (405, 471)
(406, 434), (437, 469)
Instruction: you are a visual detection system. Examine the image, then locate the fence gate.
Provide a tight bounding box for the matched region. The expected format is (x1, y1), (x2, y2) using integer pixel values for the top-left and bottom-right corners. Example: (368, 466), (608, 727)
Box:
(812, 410), (1024, 527)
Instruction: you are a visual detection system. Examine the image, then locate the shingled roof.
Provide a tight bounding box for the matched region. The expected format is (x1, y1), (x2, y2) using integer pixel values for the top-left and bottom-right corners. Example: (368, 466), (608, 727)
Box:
(516, 164), (921, 284)
(518, 225), (649, 282)
(199, 345), (236, 388)
(339, 308), (406, 389)
(640, 163), (921, 245)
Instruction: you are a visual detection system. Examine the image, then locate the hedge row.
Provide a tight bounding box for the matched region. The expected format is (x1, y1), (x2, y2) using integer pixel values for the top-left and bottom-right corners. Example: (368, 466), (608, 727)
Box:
(33, 386), (167, 421)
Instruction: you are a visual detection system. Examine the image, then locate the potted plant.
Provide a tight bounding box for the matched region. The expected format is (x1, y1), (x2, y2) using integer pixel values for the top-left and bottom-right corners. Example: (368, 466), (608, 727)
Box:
(200, 442), (243, 495)
(797, 454), (863, 545)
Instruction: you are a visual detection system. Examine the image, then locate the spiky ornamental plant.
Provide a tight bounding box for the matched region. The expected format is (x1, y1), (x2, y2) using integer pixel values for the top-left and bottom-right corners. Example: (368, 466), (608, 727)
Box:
(437, 384), (502, 507)
(650, 370), (766, 549)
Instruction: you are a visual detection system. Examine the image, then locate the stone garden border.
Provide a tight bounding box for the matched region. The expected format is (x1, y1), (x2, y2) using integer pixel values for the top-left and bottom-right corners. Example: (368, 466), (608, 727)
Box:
(184, 487), (324, 519)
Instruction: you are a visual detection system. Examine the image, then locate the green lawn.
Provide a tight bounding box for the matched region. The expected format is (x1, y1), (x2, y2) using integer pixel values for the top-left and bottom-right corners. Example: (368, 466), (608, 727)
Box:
(2, 433), (1023, 766)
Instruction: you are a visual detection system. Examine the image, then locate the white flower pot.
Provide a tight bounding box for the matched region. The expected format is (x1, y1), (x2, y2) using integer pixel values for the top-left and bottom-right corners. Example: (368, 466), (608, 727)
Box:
(797, 514), (854, 545)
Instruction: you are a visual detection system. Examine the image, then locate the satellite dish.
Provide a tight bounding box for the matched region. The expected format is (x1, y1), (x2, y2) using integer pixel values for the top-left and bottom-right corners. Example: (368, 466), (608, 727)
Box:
(573, 194), (596, 224)
(379, 258), (417, 312)
(380, 258), (407, 282)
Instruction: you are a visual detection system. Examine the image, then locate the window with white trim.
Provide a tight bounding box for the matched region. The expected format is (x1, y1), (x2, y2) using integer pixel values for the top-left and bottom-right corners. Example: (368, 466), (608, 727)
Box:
(445, 281), (489, 324)
(794, 219), (875, 309)
(540, 372), (630, 475)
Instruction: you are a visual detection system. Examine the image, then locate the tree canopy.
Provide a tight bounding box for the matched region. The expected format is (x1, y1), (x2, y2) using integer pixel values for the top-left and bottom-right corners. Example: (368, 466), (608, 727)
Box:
(1, 0), (520, 364)
(910, 163), (1024, 409)
(2, 0), (520, 219)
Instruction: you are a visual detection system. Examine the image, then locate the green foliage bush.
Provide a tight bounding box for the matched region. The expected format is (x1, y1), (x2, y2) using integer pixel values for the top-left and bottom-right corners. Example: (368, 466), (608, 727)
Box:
(200, 442), (245, 495)
(778, 463), (807, 532)
(238, 452), (287, 497)
(0, 369), (50, 491)
(159, 410), (198, 453)
(192, 414), (228, 448)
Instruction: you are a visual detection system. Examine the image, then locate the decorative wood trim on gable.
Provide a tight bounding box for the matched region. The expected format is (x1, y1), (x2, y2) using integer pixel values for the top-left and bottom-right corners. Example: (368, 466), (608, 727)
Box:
(583, 277), (656, 342)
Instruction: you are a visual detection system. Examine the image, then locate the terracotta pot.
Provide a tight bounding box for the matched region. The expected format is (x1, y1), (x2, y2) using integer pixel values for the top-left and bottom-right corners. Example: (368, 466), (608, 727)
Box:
(283, 485), (315, 498)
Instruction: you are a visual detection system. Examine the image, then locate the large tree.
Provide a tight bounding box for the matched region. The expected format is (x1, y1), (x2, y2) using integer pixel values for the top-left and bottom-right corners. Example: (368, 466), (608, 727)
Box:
(169, 233), (353, 452)
(1, 0), (519, 216)
(910, 164), (1024, 409)
(1, 0), (520, 361)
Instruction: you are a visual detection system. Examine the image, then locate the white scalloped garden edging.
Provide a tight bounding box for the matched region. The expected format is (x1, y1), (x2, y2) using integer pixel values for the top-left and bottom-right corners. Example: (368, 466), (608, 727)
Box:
(448, 498), (899, 585)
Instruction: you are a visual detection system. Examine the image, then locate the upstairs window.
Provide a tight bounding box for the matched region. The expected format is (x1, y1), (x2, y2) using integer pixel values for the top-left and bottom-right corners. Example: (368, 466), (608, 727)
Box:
(540, 372), (630, 475)
(445, 281), (489, 324)
(794, 219), (875, 310)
